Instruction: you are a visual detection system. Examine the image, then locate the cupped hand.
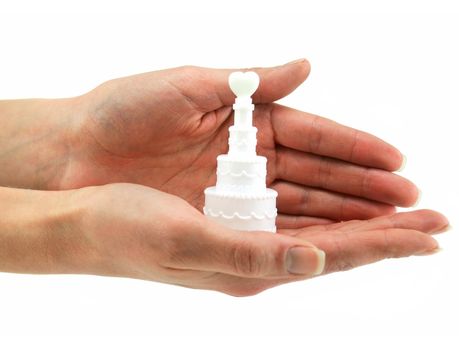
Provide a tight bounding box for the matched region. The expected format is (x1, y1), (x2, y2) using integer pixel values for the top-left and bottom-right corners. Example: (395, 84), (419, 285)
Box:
(75, 183), (447, 297)
(61, 60), (419, 228)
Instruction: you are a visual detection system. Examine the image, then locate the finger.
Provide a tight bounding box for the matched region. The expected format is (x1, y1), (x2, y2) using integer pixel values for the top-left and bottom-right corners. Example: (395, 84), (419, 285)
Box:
(307, 228), (439, 275)
(325, 209), (449, 235)
(269, 104), (404, 171)
(161, 221), (325, 279)
(165, 59), (311, 111)
(275, 146), (419, 207)
(195, 212), (447, 296)
(273, 181), (395, 221)
(361, 209), (450, 234)
(190, 226), (441, 296)
(183, 211), (447, 296)
(276, 214), (335, 230)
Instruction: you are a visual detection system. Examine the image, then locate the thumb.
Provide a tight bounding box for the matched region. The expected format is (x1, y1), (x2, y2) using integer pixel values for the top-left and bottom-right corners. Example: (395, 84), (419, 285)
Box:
(165, 59), (311, 111)
(166, 223), (326, 278)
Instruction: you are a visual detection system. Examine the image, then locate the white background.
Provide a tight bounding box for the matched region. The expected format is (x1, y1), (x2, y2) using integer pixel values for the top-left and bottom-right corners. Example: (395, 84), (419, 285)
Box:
(0, 1), (458, 349)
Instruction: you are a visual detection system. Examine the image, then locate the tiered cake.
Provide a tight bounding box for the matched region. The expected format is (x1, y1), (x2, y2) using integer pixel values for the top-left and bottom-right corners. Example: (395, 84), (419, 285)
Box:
(203, 71), (278, 232)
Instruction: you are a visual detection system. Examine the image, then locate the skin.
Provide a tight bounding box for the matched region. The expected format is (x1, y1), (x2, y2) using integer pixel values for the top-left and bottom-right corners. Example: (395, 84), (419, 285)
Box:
(1, 60), (417, 226)
(0, 60), (450, 296)
(0, 183), (448, 297)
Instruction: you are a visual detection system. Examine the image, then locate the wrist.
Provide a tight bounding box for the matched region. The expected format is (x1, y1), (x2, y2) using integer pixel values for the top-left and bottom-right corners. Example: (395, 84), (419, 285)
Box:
(0, 186), (93, 274)
(0, 97), (86, 190)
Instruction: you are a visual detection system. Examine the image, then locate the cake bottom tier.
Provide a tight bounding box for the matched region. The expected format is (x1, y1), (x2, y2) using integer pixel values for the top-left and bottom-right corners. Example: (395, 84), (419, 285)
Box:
(203, 187), (278, 233)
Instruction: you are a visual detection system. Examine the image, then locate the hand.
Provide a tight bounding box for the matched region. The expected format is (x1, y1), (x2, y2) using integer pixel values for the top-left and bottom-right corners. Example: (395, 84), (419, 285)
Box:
(65, 183), (446, 297)
(56, 60), (418, 228)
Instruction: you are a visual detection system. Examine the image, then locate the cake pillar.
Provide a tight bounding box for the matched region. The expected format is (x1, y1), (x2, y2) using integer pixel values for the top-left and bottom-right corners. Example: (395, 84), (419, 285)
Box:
(233, 97), (254, 127)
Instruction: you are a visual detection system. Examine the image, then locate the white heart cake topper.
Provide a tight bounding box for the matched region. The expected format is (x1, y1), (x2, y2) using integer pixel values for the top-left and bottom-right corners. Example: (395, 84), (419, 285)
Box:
(228, 71), (260, 98)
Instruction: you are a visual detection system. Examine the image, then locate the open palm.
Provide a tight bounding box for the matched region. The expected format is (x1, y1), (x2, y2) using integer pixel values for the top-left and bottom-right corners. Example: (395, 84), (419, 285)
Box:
(62, 60), (419, 228)
(192, 209), (447, 295)
(75, 183), (447, 296)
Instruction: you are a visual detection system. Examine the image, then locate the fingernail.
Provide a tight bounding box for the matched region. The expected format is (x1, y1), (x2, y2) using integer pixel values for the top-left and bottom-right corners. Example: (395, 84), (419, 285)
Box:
(286, 247), (326, 276)
(397, 154), (407, 172)
(413, 188), (422, 207)
(285, 58), (306, 66)
(436, 224), (452, 234)
(415, 247), (443, 256)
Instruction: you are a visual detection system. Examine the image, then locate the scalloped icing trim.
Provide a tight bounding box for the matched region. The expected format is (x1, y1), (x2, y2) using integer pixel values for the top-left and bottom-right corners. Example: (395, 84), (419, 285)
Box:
(204, 207), (277, 220)
(204, 188), (277, 199)
(217, 169), (266, 178)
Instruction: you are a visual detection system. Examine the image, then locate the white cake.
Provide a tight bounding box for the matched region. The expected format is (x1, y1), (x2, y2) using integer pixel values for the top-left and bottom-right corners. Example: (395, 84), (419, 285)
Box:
(203, 72), (278, 232)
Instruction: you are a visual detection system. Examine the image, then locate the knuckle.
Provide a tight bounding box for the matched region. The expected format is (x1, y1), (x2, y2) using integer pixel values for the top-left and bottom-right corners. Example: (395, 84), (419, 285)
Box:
(300, 188), (311, 208)
(382, 228), (397, 258)
(317, 157), (333, 188)
(161, 217), (204, 267)
(326, 234), (356, 273)
(230, 241), (265, 277)
(308, 116), (323, 153)
(348, 129), (359, 162)
(177, 64), (200, 77)
(328, 259), (355, 273)
(161, 234), (186, 267)
(360, 168), (373, 197)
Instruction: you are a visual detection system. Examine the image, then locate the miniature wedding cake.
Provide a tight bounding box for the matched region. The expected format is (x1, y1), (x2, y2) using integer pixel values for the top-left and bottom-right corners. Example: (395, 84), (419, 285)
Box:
(203, 71), (278, 232)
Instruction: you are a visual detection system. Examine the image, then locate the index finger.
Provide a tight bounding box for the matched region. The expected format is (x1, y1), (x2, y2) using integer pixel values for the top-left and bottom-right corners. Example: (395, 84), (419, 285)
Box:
(269, 104), (405, 171)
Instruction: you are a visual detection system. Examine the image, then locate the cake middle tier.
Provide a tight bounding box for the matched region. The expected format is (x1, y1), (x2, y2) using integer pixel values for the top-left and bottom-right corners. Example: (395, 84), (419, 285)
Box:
(216, 154), (267, 194)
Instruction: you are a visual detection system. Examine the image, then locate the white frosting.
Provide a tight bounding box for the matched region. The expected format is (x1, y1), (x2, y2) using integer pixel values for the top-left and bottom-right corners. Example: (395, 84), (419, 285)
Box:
(204, 187), (277, 232)
(228, 126), (257, 156)
(216, 155), (266, 194)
